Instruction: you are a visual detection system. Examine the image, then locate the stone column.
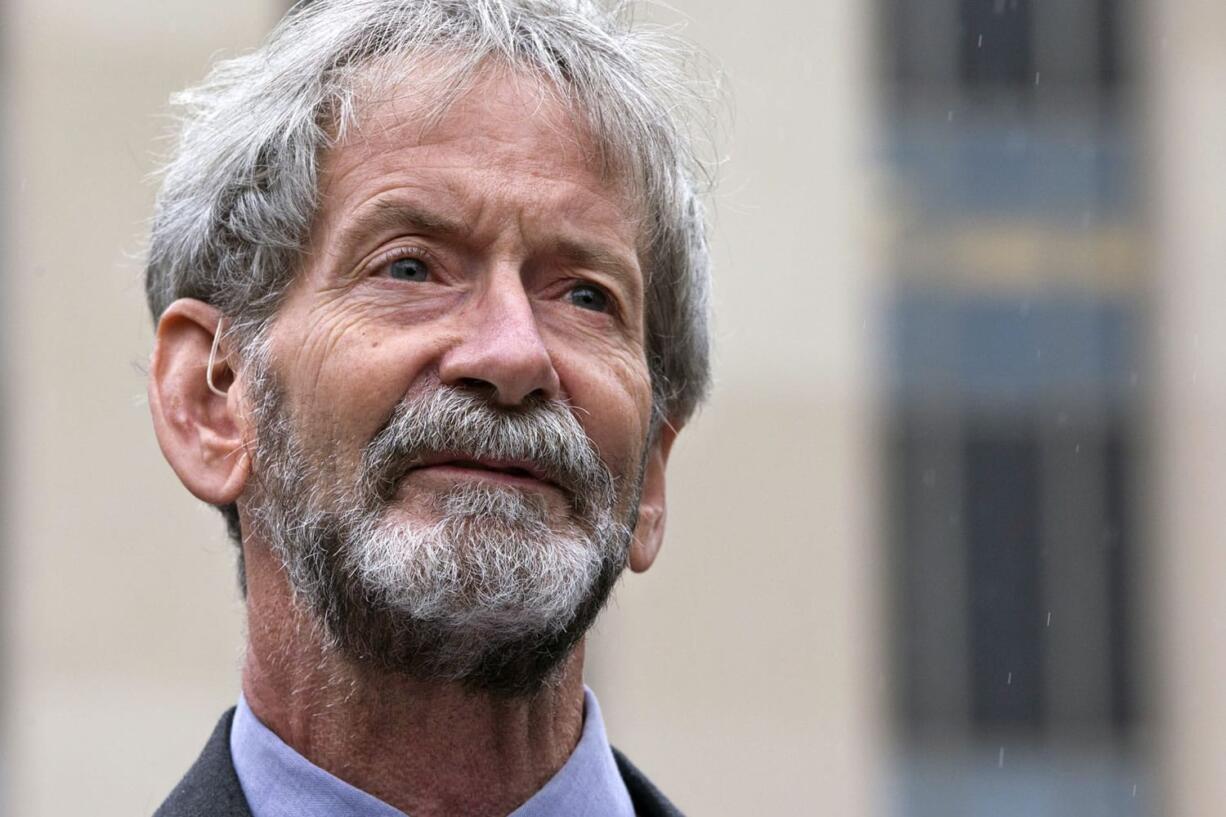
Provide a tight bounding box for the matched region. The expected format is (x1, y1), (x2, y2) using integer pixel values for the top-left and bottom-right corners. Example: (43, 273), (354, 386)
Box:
(1149, 1), (1226, 815)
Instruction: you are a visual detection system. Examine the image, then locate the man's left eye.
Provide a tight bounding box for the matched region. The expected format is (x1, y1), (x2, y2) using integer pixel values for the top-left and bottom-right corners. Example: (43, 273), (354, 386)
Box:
(568, 283), (610, 312)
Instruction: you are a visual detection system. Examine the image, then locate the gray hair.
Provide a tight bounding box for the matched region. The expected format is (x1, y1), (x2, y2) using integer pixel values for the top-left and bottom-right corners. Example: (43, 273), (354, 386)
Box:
(145, 0), (715, 549)
(146, 0), (714, 423)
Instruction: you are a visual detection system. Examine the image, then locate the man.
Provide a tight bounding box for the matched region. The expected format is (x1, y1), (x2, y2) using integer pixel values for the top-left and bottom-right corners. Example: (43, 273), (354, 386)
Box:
(144, 1), (712, 815)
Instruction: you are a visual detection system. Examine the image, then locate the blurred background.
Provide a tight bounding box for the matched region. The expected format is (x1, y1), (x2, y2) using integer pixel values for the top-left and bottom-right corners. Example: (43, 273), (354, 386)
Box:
(2, 0), (1223, 815)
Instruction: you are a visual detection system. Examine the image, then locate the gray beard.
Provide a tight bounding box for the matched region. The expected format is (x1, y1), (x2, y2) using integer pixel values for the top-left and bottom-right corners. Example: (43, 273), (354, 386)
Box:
(243, 376), (639, 697)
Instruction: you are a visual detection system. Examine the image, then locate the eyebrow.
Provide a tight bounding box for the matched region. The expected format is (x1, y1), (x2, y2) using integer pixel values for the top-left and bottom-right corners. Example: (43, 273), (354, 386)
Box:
(552, 237), (642, 286)
(349, 199), (468, 241)
(367, 197), (463, 234)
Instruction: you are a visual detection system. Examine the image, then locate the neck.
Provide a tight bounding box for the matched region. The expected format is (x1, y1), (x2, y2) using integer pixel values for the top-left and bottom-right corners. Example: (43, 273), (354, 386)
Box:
(240, 543), (587, 817)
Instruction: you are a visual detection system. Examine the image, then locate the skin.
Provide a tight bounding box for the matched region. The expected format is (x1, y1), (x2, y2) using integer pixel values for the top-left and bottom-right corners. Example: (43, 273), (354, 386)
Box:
(148, 67), (679, 816)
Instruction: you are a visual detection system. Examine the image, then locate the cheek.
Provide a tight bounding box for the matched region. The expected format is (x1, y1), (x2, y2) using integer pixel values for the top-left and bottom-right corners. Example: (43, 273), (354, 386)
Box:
(556, 350), (653, 478)
(269, 309), (445, 469)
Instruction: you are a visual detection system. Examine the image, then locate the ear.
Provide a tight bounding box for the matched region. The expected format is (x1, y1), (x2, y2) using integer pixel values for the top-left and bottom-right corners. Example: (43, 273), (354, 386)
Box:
(148, 299), (251, 506)
(629, 419), (681, 574)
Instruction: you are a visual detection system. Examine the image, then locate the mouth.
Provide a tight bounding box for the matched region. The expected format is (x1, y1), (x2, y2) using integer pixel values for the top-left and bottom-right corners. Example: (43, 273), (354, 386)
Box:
(405, 455), (562, 492)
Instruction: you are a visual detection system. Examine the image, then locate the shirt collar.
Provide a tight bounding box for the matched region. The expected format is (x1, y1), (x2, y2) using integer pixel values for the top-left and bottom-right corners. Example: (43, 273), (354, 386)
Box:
(230, 687), (634, 817)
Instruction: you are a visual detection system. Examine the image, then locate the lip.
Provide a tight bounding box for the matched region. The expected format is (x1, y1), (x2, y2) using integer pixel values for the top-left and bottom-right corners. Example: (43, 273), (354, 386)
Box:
(406, 456), (561, 492)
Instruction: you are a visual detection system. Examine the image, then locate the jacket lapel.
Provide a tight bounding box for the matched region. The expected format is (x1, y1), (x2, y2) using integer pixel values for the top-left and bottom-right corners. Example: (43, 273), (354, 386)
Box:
(612, 746), (686, 817)
(154, 709), (253, 817)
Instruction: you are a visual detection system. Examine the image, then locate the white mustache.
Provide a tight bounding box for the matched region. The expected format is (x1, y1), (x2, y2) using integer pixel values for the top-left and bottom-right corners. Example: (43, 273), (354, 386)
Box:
(358, 386), (616, 515)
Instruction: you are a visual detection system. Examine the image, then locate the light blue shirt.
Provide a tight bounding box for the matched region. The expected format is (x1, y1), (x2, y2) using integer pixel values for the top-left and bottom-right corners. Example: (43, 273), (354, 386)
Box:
(230, 687), (635, 817)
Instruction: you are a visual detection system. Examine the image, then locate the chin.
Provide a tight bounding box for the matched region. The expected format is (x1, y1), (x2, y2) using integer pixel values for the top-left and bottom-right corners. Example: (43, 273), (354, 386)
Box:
(291, 492), (631, 697)
(320, 534), (627, 697)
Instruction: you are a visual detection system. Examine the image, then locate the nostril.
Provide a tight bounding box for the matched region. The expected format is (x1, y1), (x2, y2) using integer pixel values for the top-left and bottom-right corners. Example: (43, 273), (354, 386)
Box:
(457, 377), (499, 401)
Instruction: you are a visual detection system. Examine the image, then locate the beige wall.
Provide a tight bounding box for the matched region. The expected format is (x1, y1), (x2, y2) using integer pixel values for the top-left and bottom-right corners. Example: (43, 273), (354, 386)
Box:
(2, 2), (883, 815)
(4, 3), (276, 814)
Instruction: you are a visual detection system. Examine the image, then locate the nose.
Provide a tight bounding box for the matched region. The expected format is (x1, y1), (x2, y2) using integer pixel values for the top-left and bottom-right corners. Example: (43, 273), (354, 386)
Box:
(438, 271), (561, 406)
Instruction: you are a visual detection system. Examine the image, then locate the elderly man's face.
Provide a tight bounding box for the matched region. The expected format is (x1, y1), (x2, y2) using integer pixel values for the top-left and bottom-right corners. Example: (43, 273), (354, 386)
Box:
(237, 70), (662, 690)
(270, 72), (651, 510)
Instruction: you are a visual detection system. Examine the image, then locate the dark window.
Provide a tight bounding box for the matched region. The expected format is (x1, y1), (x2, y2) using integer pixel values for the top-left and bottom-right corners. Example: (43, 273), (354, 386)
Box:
(965, 431), (1044, 729)
(959, 0), (1035, 89)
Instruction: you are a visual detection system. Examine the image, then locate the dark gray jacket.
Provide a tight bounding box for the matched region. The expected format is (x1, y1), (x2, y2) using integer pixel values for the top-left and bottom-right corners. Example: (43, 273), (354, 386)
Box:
(155, 709), (684, 817)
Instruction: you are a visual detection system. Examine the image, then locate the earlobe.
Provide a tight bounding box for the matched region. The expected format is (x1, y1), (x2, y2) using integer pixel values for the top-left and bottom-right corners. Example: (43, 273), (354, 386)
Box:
(629, 420), (681, 574)
(148, 299), (251, 506)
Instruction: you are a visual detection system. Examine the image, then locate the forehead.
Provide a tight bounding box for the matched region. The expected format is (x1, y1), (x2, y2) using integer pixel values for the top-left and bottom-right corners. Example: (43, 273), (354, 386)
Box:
(311, 65), (643, 249)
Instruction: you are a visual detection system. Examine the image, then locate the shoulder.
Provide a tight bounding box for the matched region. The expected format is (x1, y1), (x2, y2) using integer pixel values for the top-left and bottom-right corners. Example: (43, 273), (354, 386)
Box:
(611, 747), (686, 817)
(154, 709), (253, 817)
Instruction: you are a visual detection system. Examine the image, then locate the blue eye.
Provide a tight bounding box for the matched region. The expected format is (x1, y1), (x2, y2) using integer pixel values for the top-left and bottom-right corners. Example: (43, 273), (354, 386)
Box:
(387, 257), (429, 282)
(568, 283), (609, 312)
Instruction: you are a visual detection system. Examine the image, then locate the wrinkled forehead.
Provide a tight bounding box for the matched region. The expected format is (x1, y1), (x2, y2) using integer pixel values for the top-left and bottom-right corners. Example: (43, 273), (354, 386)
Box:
(327, 54), (646, 222)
